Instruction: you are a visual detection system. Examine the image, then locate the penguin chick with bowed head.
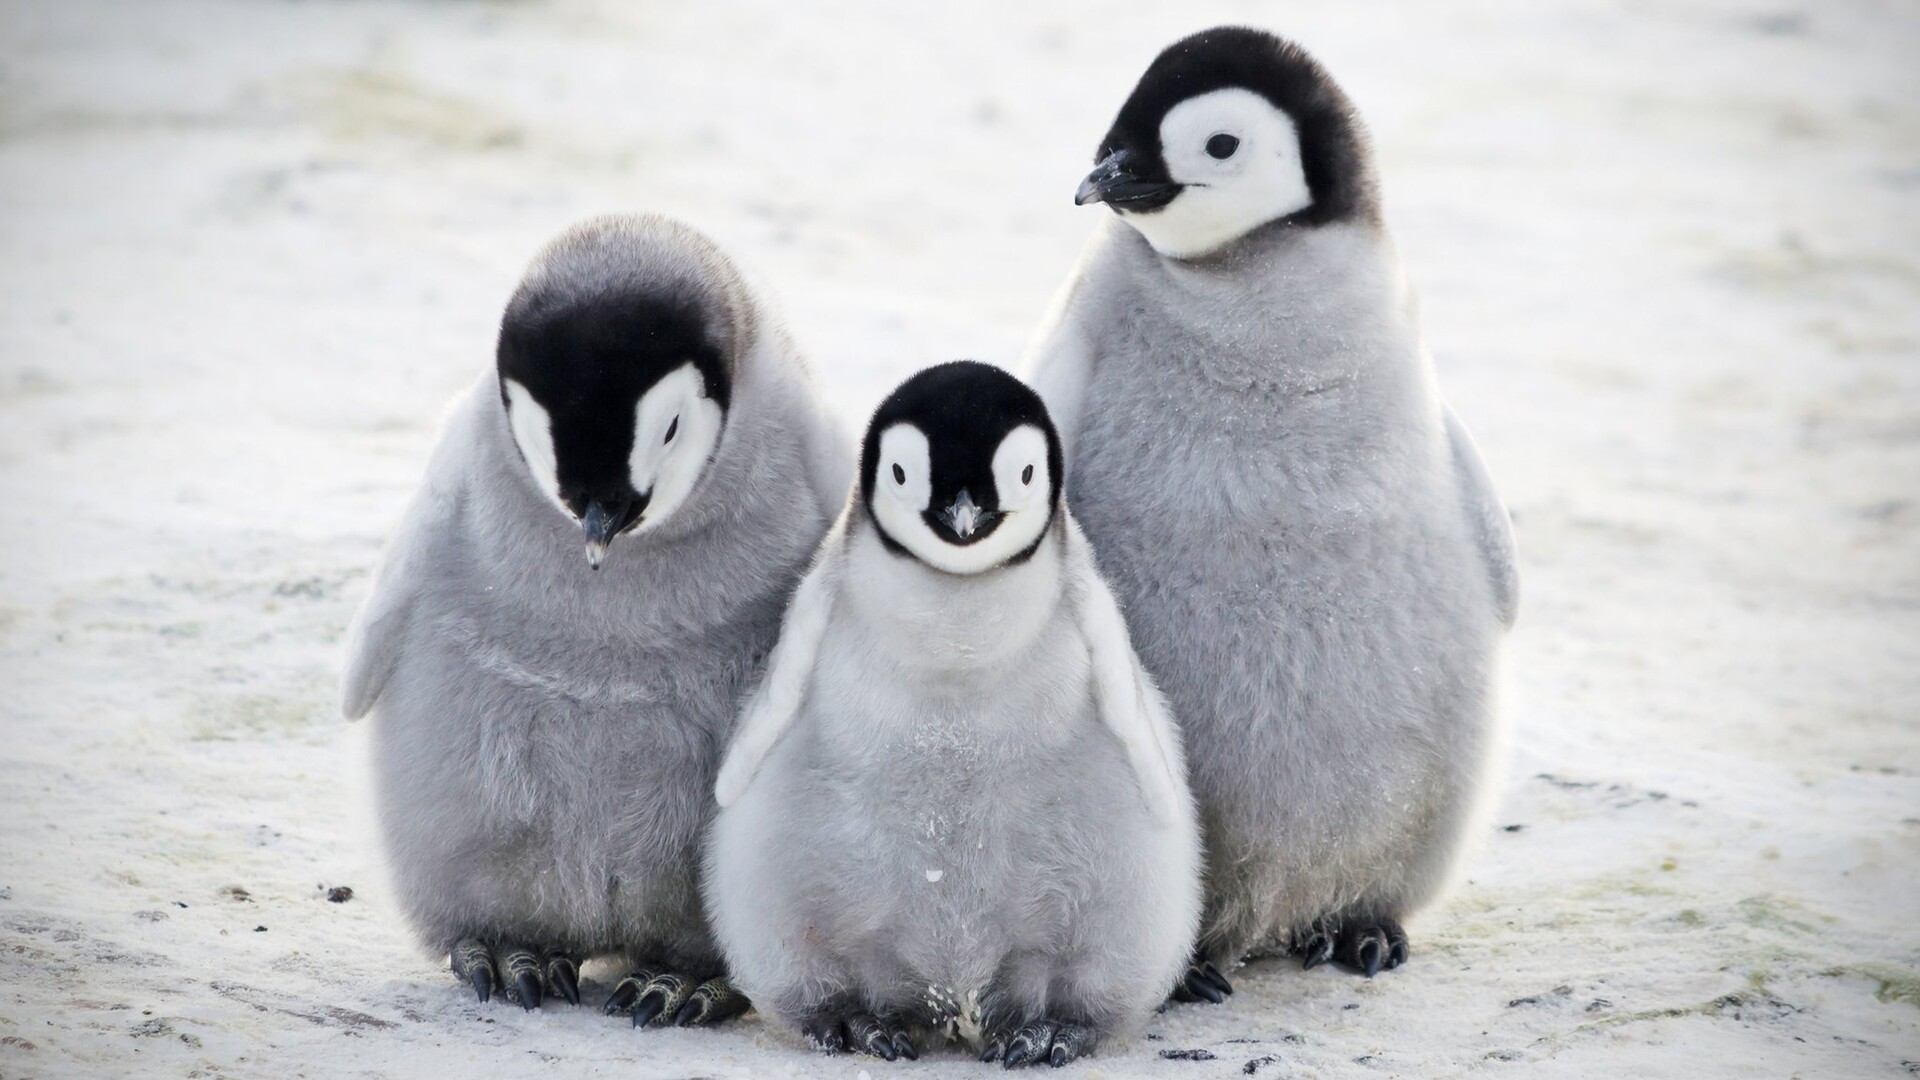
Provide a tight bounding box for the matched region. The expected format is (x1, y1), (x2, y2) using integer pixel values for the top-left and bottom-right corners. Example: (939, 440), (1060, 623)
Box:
(1027, 27), (1518, 995)
(705, 361), (1201, 1067)
(341, 214), (849, 1026)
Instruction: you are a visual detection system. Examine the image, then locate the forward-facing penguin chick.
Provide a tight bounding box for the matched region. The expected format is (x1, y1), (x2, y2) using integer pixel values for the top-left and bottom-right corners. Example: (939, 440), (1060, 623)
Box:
(341, 214), (849, 1026)
(705, 361), (1201, 1067)
(1026, 28), (1519, 993)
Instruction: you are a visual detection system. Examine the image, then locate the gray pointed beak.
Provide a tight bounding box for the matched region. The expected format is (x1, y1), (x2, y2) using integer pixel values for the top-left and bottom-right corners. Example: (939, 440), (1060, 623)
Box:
(582, 502), (616, 569)
(1075, 148), (1180, 209)
(580, 492), (648, 569)
(947, 489), (982, 539)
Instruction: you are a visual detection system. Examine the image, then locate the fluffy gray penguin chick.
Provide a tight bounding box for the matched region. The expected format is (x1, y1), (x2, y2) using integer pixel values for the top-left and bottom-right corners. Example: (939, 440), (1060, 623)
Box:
(341, 214), (850, 1026)
(705, 361), (1201, 1066)
(1026, 27), (1519, 994)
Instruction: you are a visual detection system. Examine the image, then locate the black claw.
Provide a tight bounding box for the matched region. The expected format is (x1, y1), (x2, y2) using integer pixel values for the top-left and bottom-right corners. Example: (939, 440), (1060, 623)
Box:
(1048, 1023), (1095, 1067)
(544, 953), (580, 1006)
(1201, 963), (1235, 997)
(629, 992), (667, 1028)
(499, 946), (542, 1009)
(1299, 930), (1336, 970)
(893, 1031), (918, 1061)
(1183, 969), (1224, 1004)
(847, 1014), (897, 1060)
(514, 971), (544, 1010)
(468, 966), (493, 1003)
(452, 939), (496, 1003)
(1003, 1021), (1056, 1069)
(981, 1038), (1007, 1062)
(551, 964), (580, 1006)
(803, 1015), (848, 1054)
(1383, 919), (1411, 969)
(602, 979), (640, 1016)
(1360, 937), (1383, 978)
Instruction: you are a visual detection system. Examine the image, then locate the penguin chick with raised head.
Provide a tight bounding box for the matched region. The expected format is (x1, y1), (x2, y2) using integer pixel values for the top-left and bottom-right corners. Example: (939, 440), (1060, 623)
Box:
(341, 214), (849, 1026)
(1027, 27), (1519, 993)
(705, 361), (1201, 1066)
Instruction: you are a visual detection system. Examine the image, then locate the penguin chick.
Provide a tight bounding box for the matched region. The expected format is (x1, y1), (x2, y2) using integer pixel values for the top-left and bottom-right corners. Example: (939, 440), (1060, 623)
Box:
(1027, 27), (1519, 992)
(341, 214), (850, 1025)
(705, 361), (1202, 1066)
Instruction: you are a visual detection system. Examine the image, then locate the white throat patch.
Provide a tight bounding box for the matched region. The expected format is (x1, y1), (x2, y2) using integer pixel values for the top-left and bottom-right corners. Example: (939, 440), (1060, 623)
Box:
(1125, 87), (1311, 259)
(871, 423), (1053, 576)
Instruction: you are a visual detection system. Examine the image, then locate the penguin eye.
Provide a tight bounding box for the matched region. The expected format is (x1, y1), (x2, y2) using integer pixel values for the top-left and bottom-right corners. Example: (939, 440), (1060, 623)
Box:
(664, 416), (678, 444)
(892, 463), (906, 485)
(1022, 464), (1034, 485)
(1206, 133), (1239, 160)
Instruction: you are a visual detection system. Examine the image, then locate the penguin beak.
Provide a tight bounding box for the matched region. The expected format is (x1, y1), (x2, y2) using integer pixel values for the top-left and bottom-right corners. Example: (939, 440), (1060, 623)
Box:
(1075, 148), (1180, 209)
(581, 493), (648, 569)
(936, 489), (1000, 543)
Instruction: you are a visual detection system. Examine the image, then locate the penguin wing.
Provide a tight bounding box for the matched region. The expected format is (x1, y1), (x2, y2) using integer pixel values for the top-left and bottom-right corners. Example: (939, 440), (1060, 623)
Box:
(801, 393), (856, 522)
(1022, 276), (1098, 458)
(1065, 517), (1188, 827)
(1443, 403), (1520, 628)
(713, 523), (845, 807)
(339, 478), (453, 720)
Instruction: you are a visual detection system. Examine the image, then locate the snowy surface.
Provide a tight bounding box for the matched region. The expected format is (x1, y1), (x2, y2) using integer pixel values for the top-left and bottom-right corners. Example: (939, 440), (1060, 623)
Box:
(1, 1), (1916, 1077)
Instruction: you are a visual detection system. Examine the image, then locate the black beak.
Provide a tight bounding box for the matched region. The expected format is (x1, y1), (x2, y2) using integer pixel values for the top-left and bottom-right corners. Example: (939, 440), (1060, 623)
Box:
(1075, 148), (1180, 209)
(581, 493), (648, 569)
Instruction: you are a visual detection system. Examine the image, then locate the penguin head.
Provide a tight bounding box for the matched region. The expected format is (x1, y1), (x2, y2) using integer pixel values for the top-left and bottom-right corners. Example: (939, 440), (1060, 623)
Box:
(496, 216), (744, 569)
(1075, 27), (1377, 260)
(861, 361), (1063, 576)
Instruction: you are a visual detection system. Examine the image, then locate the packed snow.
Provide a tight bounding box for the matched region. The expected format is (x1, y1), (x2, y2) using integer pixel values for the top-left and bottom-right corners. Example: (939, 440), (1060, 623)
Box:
(1, 0), (1915, 1077)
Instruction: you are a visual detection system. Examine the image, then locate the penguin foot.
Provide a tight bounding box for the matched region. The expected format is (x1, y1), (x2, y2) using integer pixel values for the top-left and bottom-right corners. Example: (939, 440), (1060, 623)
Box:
(602, 966), (749, 1028)
(800, 1002), (917, 1060)
(981, 1018), (1097, 1069)
(1296, 916), (1409, 977)
(450, 939), (580, 1010)
(1168, 959), (1234, 1004)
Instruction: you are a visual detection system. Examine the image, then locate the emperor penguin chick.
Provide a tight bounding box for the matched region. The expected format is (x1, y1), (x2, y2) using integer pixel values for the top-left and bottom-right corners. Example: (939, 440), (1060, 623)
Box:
(1027, 28), (1519, 991)
(706, 362), (1201, 1066)
(341, 214), (849, 1025)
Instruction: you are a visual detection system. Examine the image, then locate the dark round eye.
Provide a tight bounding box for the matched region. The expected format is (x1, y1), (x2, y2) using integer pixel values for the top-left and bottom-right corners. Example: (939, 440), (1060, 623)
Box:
(664, 416), (679, 444)
(1022, 464), (1034, 485)
(892, 463), (906, 485)
(1206, 133), (1239, 160)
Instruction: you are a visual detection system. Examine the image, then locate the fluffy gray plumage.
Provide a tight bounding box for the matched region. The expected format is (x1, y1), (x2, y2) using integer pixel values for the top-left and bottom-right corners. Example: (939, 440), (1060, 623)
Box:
(341, 215), (848, 978)
(1029, 51), (1517, 971)
(706, 455), (1200, 1056)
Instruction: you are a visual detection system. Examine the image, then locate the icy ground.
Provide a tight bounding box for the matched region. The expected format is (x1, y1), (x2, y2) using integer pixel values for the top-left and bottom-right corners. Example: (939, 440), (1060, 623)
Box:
(1, 1), (1916, 1076)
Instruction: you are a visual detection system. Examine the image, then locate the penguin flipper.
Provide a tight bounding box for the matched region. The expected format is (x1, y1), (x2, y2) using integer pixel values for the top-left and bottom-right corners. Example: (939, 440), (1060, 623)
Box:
(713, 523), (845, 806)
(1442, 403), (1519, 628)
(340, 477), (456, 720)
(1064, 517), (1186, 827)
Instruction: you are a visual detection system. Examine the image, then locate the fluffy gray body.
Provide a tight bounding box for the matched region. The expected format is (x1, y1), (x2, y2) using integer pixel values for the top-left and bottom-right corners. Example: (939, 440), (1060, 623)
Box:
(706, 513), (1201, 1045)
(342, 219), (847, 970)
(1029, 215), (1516, 966)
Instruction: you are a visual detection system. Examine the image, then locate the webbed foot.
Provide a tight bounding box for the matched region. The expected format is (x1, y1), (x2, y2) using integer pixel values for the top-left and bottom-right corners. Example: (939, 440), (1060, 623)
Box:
(604, 967), (750, 1028)
(450, 939), (580, 1010)
(981, 1017), (1097, 1069)
(1168, 958), (1234, 1004)
(1294, 915), (1410, 977)
(800, 999), (916, 1060)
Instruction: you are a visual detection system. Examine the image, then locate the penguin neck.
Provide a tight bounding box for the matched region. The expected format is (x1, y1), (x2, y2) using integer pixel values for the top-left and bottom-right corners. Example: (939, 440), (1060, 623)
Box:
(843, 515), (1066, 676)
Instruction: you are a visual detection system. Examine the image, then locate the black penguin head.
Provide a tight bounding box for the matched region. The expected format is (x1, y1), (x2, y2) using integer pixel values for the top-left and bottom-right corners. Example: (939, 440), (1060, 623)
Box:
(1075, 27), (1379, 259)
(861, 361), (1063, 576)
(496, 219), (739, 569)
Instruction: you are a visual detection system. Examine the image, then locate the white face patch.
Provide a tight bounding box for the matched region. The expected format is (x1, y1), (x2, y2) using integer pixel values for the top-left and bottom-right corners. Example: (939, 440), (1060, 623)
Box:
(627, 362), (724, 534)
(1124, 87), (1312, 259)
(871, 422), (1053, 576)
(502, 378), (572, 519)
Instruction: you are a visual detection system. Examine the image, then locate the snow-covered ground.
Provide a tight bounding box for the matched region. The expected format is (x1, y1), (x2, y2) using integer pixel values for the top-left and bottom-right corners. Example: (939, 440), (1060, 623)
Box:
(1, 0), (1915, 1076)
